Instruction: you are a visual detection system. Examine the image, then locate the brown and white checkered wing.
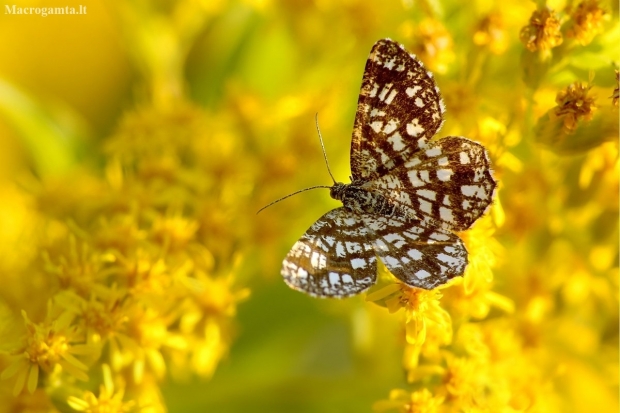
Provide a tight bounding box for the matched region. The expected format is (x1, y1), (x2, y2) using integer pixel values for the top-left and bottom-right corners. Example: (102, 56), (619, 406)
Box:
(364, 136), (497, 231)
(350, 39), (445, 182)
(361, 215), (467, 289)
(282, 208), (378, 298)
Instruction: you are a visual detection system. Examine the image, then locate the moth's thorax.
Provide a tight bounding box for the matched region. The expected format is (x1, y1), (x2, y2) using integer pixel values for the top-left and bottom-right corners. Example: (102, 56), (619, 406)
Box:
(331, 182), (409, 219)
(329, 182), (347, 201)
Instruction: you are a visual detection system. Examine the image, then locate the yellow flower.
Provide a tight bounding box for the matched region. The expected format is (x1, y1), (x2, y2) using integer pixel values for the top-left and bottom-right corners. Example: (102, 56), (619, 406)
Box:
(368, 281), (452, 369)
(578, 142), (619, 191)
(406, 19), (455, 74)
(441, 83), (479, 124)
(67, 387), (134, 413)
(1, 309), (91, 396)
(554, 81), (596, 132)
(566, 0), (607, 45)
(373, 388), (444, 413)
(442, 353), (477, 399)
(53, 289), (128, 348)
(118, 304), (176, 383)
(176, 268), (250, 378)
(67, 365), (136, 413)
(442, 217), (514, 320)
(41, 234), (109, 297)
(0, 91), (250, 407)
(150, 214), (199, 252)
(534, 81), (615, 153)
(103, 103), (207, 166)
(520, 7), (563, 53)
(182, 263), (250, 319)
(473, 12), (508, 55)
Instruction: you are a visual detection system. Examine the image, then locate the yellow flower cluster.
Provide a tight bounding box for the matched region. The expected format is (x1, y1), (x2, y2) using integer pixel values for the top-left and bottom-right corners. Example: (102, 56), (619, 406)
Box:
(370, 1), (617, 412)
(554, 81), (597, 131)
(566, 0), (609, 45)
(520, 7), (564, 53)
(0, 102), (250, 411)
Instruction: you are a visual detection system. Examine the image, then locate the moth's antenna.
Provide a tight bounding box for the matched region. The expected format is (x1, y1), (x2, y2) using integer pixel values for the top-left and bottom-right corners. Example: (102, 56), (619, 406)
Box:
(256, 185), (333, 214)
(256, 114), (337, 215)
(315, 113), (337, 184)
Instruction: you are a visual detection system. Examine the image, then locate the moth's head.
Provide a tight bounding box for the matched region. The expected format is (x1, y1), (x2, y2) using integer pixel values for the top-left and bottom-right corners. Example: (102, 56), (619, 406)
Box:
(329, 182), (347, 200)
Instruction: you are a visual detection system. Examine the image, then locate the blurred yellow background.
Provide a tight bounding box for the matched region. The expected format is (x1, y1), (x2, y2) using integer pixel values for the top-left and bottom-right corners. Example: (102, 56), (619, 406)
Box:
(0, 0), (617, 412)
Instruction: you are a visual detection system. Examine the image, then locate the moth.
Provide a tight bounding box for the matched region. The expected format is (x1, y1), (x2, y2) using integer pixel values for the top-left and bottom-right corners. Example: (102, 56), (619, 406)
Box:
(267, 39), (496, 297)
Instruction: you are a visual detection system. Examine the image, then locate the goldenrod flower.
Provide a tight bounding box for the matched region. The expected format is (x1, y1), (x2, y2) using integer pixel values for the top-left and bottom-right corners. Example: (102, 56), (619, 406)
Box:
(67, 365), (136, 413)
(473, 12), (508, 55)
(150, 214), (199, 252)
(0, 97), (250, 408)
(520, 8), (563, 53)
(566, 0), (607, 45)
(177, 269), (249, 378)
(1, 309), (91, 396)
(373, 388), (444, 413)
(554, 81), (596, 132)
(368, 281), (452, 370)
(534, 80), (616, 153)
(407, 19), (455, 74)
(442, 218), (514, 320)
(67, 388), (135, 413)
(442, 354), (477, 399)
(41, 235), (108, 297)
(54, 290), (128, 347)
